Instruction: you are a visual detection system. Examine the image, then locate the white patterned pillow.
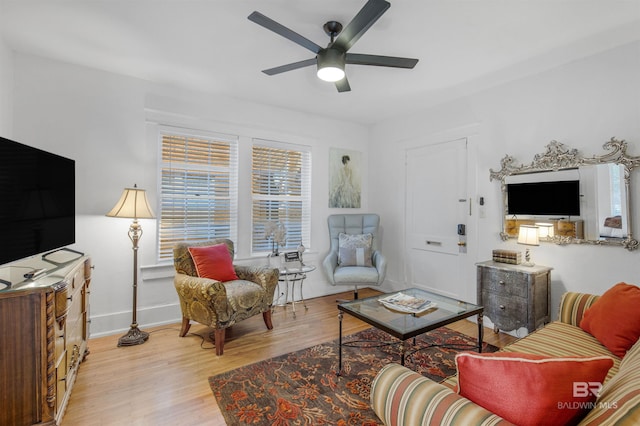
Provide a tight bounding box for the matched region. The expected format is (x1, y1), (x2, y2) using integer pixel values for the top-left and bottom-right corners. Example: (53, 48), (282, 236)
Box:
(338, 233), (373, 267)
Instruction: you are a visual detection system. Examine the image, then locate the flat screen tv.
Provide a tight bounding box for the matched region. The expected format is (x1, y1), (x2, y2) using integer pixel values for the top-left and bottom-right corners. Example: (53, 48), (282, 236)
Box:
(0, 136), (75, 266)
(507, 180), (580, 216)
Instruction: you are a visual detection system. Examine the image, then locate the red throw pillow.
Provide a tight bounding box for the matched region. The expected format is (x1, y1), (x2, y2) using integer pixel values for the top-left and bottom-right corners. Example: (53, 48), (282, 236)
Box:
(580, 282), (640, 357)
(456, 352), (614, 426)
(188, 244), (239, 282)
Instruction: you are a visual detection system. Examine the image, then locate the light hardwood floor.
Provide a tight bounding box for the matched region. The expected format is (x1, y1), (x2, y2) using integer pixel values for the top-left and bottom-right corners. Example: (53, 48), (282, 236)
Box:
(62, 288), (517, 425)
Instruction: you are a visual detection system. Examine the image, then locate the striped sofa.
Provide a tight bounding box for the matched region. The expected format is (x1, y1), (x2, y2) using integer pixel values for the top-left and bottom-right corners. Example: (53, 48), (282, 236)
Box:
(370, 292), (640, 425)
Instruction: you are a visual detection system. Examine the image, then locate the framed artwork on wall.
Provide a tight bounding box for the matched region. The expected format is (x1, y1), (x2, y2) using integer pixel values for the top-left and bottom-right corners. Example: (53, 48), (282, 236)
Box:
(329, 147), (361, 208)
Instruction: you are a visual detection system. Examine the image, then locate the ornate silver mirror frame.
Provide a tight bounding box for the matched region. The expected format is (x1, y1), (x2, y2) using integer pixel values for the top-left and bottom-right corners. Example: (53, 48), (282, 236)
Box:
(490, 138), (639, 251)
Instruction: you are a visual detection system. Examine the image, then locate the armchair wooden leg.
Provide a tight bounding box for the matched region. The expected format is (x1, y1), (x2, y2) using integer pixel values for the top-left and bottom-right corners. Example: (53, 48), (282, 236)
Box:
(214, 329), (225, 356)
(263, 310), (274, 330)
(179, 317), (191, 337)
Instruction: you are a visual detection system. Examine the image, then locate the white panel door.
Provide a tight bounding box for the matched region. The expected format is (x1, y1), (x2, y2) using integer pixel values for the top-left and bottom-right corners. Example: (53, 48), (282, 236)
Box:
(405, 138), (468, 299)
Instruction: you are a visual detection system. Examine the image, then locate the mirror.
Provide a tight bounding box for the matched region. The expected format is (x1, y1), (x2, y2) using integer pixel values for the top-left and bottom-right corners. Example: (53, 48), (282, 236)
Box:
(490, 138), (639, 251)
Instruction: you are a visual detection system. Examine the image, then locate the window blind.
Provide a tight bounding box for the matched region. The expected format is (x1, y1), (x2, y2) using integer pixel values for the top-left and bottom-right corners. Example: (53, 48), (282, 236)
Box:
(251, 141), (311, 254)
(158, 130), (238, 261)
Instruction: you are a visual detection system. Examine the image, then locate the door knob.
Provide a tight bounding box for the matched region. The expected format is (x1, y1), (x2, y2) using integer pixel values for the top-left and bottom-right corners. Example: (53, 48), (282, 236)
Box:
(457, 241), (466, 247)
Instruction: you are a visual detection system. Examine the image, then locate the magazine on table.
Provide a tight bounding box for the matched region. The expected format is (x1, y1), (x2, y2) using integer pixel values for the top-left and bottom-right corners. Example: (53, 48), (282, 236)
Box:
(379, 292), (437, 314)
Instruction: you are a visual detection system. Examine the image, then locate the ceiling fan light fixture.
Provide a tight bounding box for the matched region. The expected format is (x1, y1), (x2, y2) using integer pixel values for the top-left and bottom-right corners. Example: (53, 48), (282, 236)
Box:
(317, 66), (345, 82)
(317, 49), (345, 82)
(249, 1), (418, 92)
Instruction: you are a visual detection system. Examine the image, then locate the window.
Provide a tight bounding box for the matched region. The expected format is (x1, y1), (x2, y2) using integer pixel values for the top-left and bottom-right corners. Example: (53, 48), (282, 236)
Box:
(251, 140), (311, 254)
(157, 128), (238, 262)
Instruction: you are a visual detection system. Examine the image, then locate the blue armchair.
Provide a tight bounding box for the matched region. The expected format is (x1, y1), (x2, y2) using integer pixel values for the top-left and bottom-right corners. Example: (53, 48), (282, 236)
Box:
(322, 214), (387, 299)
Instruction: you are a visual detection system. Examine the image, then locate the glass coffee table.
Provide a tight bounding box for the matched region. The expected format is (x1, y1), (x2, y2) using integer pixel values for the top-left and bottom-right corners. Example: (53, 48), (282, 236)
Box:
(337, 288), (484, 374)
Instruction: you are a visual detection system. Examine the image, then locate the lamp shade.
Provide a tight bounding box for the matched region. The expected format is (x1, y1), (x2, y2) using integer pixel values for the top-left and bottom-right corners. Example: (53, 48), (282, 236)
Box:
(517, 225), (540, 246)
(106, 185), (155, 219)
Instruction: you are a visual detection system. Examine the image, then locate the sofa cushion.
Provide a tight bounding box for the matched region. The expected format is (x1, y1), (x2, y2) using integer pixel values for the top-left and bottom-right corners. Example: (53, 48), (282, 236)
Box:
(580, 282), (640, 358)
(579, 338), (640, 425)
(370, 363), (512, 426)
(338, 233), (373, 266)
(501, 321), (621, 381)
(333, 265), (380, 283)
(456, 352), (614, 426)
(188, 243), (239, 282)
(558, 292), (600, 326)
(443, 321), (623, 390)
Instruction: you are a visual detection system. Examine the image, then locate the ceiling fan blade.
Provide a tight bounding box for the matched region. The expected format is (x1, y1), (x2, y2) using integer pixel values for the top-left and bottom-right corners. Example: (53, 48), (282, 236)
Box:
(333, 0), (390, 52)
(346, 53), (418, 68)
(335, 76), (351, 92)
(262, 58), (317, 76)
(248, 11), (322, 54)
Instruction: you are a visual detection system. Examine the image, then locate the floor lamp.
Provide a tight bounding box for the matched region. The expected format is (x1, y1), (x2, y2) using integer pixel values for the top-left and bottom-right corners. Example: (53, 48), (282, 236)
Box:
(106, 184), (155, 347)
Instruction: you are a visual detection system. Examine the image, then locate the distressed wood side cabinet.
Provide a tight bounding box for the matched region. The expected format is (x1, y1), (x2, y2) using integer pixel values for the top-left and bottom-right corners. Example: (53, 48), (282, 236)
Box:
(477, 260), (551, 334)
(0, 253), (91, 426)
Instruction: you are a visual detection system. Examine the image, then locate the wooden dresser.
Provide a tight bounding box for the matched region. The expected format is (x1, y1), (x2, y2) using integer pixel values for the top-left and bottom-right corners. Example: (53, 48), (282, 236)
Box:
(476, 260), (551, 334)
(0, 252), (91, 426)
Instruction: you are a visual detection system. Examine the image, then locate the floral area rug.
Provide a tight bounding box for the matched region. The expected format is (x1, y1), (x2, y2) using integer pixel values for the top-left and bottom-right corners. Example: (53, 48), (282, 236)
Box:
(209, 326), (498, 425)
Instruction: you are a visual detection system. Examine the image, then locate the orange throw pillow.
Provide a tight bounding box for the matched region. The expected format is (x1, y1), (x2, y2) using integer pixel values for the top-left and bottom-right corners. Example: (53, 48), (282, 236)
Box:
(188, 244), (239, 282)
(456, 352), (613, 426)
(580, 282), (640, 357)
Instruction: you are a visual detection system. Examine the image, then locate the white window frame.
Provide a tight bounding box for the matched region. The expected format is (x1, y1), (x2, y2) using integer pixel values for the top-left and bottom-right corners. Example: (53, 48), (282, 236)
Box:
(251, 139), (311, 256)
(157, 126), (238, 262)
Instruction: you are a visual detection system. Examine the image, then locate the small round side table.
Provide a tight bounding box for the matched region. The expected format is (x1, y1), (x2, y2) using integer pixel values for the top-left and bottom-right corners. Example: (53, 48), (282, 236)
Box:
(275, 264), (316, 318)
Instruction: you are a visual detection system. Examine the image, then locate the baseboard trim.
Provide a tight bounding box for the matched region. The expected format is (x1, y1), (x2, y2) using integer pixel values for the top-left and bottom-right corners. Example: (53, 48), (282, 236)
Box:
(89, 302), (182, 338)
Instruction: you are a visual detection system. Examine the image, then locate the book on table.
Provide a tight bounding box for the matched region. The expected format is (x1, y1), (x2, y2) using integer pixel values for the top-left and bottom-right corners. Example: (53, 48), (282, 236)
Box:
(379, 292), (437, 314)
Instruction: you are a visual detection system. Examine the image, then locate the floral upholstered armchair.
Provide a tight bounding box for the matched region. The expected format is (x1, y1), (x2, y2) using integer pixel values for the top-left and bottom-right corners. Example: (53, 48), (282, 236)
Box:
(173, 239), (279, 355)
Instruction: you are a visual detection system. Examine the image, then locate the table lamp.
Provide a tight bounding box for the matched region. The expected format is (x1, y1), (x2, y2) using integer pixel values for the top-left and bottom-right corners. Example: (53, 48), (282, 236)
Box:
(518, 225), (539, 267)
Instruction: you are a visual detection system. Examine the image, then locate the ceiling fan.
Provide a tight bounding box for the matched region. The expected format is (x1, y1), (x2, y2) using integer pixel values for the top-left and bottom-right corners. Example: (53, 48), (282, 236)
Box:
(248, 0), (419, 92)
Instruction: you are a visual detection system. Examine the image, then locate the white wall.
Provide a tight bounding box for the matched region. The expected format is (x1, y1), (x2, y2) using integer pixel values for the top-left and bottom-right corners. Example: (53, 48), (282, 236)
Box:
(0, 23), (13, 136)
(11, 53), (370, 336)
(371, 41), (640, 324)
(7, 40), (640, 337)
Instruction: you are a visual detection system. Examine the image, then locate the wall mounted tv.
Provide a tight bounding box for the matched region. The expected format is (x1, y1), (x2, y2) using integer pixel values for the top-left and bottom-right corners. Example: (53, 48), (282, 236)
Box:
(0, 136), (75, 266)
(507, 180), (580, 216)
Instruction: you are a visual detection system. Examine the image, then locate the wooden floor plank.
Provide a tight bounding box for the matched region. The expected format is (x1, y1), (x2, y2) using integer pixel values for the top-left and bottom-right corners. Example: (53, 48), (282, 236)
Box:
(62, 288), (517, 425)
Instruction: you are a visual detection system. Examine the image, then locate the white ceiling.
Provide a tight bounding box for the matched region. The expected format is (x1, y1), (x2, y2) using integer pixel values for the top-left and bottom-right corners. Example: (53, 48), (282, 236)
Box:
(2, 1), (640, 124)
